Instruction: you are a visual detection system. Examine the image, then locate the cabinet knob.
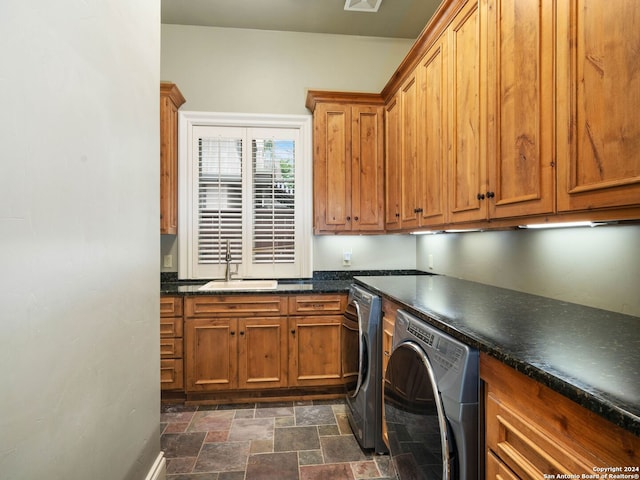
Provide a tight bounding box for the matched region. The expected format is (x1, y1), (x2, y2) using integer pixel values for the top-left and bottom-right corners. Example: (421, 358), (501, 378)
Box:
(477, 193), (485, 200)
(291, 329), (296, 335)
(354, 216), (359, 221)
(346, 216), (351, 221)
(230, 331), (236, 336)
(486, 191), (495, 198)
(240, 331), (245, 336)
(395, 213), (400, 218)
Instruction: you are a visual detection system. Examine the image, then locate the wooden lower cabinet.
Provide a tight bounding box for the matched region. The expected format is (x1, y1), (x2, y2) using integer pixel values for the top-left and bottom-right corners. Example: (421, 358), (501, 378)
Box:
(380, 297), (403, 448)
(487, 450), (519, 480)
(184, 317), (287, 392)
(160, 296), (184, 391)
(185, 318), (238, 391)
(182, 293), (347, 398)
(482, 353), (639, 480)
(288, 315), (343, 387)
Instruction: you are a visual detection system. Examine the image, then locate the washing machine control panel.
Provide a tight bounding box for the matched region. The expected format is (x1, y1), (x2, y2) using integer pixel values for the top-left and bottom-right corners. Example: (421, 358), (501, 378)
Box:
(407, 320), (465, 372)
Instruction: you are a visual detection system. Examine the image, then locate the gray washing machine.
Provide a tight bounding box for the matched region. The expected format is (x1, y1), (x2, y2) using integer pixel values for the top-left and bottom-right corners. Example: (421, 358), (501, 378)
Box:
(343, 284), (388, 454)
(384, 309), (478, 480)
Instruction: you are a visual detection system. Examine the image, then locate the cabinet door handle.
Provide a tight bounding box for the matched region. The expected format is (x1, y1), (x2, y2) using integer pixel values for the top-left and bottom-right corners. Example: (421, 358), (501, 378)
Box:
(395, 213), (400, 218)
(486, 191), (495, 198)
(477, 193), (485, 200)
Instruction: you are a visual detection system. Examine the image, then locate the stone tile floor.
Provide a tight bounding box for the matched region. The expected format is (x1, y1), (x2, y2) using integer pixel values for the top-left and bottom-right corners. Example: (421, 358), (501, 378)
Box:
(161, 399), (395, 480)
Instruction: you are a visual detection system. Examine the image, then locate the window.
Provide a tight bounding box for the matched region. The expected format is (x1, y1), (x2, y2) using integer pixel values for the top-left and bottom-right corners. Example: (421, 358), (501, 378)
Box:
(178, 112), (312, 279)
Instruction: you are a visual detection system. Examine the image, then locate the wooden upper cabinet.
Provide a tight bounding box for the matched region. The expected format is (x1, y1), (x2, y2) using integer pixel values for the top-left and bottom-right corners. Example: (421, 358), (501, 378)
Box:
(447, 0), (487, 224)
(556, 0), (640, 213)
(313, 102), (351, 232)
(160, 82), (185, 235)
(308, 93), (385, 234)
(352, 105), (385, 231)
(384, 94), (402, 230)
(395, 37), (449, 230)
(399, 72), (421, 229)
(417, 35), (448, 227)
(486, 0), (556, 219)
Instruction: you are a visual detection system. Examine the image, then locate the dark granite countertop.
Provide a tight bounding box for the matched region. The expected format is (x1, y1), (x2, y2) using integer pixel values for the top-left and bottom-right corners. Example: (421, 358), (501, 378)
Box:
(353, 275), (640, 436)
(160, 278), (354, 295)
(159, 270), (424, 296)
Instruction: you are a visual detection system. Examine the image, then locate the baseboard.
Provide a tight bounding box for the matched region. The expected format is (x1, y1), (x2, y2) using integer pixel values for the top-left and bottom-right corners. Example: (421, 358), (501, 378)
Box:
(144, 452), (166, 480)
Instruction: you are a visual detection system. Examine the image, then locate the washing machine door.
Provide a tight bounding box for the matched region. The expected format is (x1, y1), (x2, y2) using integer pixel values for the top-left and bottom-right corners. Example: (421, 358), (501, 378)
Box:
(342, 299), (367, 398)
(384, 341), (452, 480)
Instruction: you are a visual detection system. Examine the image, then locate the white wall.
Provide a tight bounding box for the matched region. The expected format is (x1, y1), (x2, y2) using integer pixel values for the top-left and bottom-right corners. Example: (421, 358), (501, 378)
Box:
(160, 24), (415, 273)
(313, 235), (416, 271)
(0, 2), (161, 479)
(161, 24), (413, 114)
(416, 225), (640, 317)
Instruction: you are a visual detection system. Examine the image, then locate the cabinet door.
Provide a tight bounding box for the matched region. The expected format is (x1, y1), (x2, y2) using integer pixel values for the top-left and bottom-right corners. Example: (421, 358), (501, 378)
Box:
(160, 83), (185, 234)
(557, 1), (640, 212)
(399, 71), (421, 229)
(313, 103), (352, 232)
(351, 105), (385, 231)
(385, 94), (402, 230)
(417, 35), (448, 227)
(448, 0), (487, 224)
(288, 316), (342, 387)
(238, 317), (288, 389)
(487, 0), (555, 219)
(185, 318), (238, 392)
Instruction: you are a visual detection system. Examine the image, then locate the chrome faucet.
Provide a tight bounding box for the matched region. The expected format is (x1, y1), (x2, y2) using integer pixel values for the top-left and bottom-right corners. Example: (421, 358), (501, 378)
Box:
(224, 240), (232, 282)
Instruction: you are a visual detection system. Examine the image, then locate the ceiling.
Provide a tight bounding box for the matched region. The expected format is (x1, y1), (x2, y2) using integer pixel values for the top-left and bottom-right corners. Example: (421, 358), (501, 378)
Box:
(161, 0), (443, 39)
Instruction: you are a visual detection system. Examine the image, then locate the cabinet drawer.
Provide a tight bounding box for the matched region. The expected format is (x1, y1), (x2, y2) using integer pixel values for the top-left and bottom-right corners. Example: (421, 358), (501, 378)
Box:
(486, 391), (594, 478)
(160, 317), (183, 338)
(160, 337), (183, 358)
(185, 295), (287, 317)
(160, 296), (183, 317)
(288, 294), (347, 315)
(160, 359), (184, 390)
(481, 353), (639, 476)
(486, 450), (518, 480)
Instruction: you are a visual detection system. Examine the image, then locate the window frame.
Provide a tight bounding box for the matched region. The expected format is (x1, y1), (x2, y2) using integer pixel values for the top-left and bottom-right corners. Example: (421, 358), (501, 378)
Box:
(178, 111), (313, 280)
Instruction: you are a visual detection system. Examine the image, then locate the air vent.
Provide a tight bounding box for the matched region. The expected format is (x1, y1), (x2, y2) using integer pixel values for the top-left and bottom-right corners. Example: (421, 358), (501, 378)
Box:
(344, 0), (382, 13)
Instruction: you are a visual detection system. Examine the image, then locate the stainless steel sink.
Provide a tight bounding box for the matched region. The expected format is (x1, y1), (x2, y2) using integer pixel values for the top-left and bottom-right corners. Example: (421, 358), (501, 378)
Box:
(198, 279), (279, 291)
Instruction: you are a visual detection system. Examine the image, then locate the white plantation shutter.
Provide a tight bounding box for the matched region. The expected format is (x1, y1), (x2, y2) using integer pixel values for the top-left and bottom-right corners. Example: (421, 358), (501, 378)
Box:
(182, 117), (310, 280)
(196, 131), (243, 267)
(251, 136), (296, 265)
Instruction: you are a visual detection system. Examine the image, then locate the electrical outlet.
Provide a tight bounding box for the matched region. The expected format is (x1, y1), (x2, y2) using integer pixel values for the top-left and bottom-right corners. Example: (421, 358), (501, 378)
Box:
(342, 250), (352, 267)
(163, 254), (173, 268)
